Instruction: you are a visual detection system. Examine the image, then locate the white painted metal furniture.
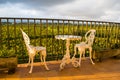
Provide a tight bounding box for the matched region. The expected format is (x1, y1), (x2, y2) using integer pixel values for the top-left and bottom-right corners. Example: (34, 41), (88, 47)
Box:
(20, 28), (49, 73)
(55, 35), (82, 70)
(73, 29), (96, 67)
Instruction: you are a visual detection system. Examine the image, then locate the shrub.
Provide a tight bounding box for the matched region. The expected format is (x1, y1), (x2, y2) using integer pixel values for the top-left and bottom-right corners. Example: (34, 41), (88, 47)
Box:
(0, 47), (16, 58)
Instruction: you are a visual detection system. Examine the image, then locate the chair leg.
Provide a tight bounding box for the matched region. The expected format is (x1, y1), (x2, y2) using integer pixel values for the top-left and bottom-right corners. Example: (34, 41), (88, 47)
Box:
(79, 52), (82, 67)
(29, 57), (34, 73)
(27, 57), (30, 67)
(78, 47), (85, 67)
(60, 61), (66, 71)
(40, 54), (43, 62)
(72, 46), (77, 59)
(82, 51), (86, 60)
(41, 50), (49, 70)
(89, 47), (95, 65)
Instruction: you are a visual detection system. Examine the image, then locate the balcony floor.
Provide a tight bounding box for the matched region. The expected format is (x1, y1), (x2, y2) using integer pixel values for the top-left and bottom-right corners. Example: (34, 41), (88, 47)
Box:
(0, 58), (120, 80)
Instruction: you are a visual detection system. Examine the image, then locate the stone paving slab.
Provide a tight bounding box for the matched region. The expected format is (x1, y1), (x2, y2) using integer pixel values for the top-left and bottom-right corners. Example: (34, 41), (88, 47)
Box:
(0, 58), (120, 80)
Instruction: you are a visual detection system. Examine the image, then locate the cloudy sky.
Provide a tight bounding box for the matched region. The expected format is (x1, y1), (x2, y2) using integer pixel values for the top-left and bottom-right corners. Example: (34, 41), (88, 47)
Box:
(0, 0), (120, 22)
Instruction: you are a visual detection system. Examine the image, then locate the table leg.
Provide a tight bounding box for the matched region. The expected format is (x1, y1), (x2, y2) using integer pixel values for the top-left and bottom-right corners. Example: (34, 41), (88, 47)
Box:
(60, 39), (71, 70)
(59, 39), (80, 70)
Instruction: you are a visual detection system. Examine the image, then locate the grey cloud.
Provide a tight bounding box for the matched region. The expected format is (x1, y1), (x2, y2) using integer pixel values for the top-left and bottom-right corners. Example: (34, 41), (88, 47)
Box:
(0, 0), (74, 7)
(97, 0), (120, 12)
(0, 0), (119, 22)
(51, 0), (120, 20)
(0, 0), (74, 11)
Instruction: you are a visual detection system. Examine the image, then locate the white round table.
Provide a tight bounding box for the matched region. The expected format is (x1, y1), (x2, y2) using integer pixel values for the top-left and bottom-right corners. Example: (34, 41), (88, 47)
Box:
(55, 35), (82, 70)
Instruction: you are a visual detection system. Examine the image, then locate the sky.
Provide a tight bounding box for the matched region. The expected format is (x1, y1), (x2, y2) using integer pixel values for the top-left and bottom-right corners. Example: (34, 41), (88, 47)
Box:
(0, 0), (120, 22)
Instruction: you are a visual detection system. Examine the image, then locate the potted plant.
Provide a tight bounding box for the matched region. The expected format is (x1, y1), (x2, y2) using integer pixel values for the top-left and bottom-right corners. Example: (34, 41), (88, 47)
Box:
(0, 47), (17, 74)
(92, 44), (103, 62)
(92, 43), (120, 62)
(110, 43), (120, 58)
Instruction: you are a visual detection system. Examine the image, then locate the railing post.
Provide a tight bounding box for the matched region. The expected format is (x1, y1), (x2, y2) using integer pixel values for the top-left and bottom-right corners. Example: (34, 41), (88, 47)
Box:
(90, 21), (92, 29)
(56, 20), (60, 60)
(51, 19), (54, 58)
(105, 22), (107, 48)
(46, 19), (48, 48)
(39, 19), (42, 46)
(27, 19), (30, 37)
(81, 21), (84, 35)
(118, 24), (120, 43)
(86, 21), (88, 31)
(14, 18), (17, 53)
(68, 20), (70, 34)
(62, 20), (65, 55)
(34, 19), (36, 46)
(7, 19), (10, 49)
(73, 20), (75, 35)
(77, 21), (80, 35)
(62, 20), (65, 34)
(0, 18), (2, 49)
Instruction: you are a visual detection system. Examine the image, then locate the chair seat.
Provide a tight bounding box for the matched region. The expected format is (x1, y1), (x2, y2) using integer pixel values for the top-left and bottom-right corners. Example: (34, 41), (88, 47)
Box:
(34, 46), (46, 51)
(75, 42), (86, 47)
(29, 45), (46, 52)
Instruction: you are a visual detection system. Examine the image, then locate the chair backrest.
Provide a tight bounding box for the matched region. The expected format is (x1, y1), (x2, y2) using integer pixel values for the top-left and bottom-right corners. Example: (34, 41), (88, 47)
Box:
(20, 28), (32, 52)
(85, 29), (96, 46)
(20, 28), (30, 45)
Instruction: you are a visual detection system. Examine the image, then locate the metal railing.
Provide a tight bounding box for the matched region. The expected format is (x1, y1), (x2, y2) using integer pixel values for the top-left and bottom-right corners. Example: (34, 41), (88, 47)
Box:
(0, 17), (120, 63)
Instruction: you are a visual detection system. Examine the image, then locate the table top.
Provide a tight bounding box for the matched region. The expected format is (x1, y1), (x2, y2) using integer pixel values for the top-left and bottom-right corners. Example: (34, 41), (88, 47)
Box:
(55, 35), (82, 40)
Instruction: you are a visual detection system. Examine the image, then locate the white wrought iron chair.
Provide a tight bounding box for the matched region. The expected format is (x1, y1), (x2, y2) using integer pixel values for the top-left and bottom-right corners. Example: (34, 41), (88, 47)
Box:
(72, 29), (96, 67)
(20, 28), (49, 73)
